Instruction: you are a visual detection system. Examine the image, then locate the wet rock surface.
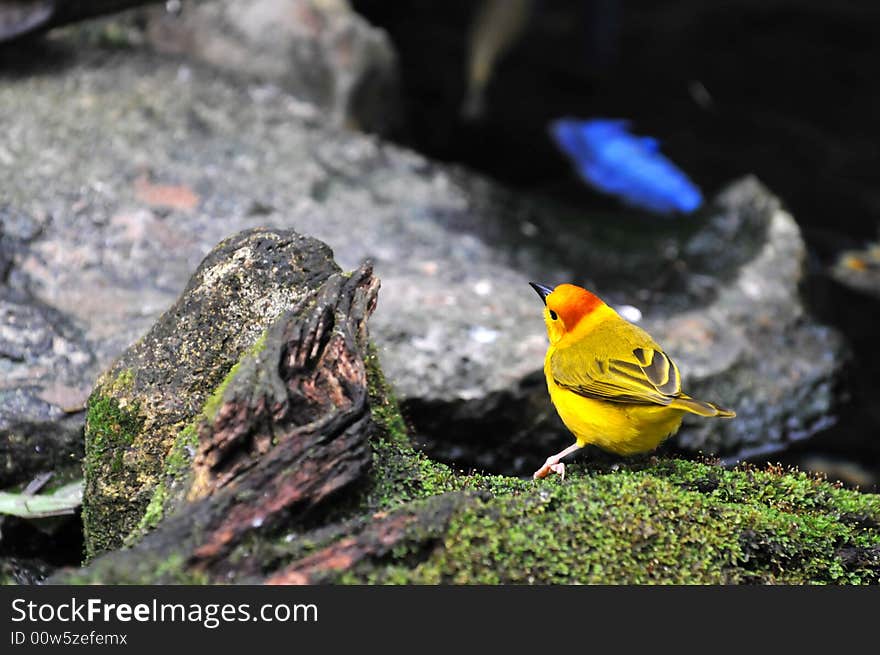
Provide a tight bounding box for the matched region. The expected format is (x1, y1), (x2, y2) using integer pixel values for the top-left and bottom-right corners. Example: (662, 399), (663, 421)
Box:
(0, 43), (843, 485)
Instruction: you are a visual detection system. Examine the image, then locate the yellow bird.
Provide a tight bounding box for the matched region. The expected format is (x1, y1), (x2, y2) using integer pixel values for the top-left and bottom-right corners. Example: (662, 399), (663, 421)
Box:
(530, 282), (735, 480)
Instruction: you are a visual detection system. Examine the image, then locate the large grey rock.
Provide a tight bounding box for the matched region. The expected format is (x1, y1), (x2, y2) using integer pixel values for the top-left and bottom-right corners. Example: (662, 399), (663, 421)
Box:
(0, 288), (92, 485)
(153, 0), (400, 134)
(2, 0), (400, 137)
(77, 0), (400, 135)
(0, 212), (93, 486)
(0, 44), (842, 480)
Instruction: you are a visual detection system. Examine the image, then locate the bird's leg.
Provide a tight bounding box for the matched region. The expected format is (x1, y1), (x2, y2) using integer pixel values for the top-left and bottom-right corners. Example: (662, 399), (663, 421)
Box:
(533, 442), (583, 481)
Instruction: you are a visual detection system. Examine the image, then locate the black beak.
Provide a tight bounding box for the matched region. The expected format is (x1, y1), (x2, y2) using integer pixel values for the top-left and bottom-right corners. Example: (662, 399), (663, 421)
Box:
(529, 282), (553, 305)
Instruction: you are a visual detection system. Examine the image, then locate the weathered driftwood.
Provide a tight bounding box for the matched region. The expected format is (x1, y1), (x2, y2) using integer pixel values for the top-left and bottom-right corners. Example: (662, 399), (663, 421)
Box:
(72, 233), (383, 581)
(81, 229), (345, 556)
(186, 266), (379, 569)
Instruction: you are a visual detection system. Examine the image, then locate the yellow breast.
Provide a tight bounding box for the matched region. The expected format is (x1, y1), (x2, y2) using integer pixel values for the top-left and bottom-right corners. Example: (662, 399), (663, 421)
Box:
(544, 352), (684, 455)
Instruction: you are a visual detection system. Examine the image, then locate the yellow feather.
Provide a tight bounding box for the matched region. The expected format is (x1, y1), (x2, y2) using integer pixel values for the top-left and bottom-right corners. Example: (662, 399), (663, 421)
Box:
(545, 339), (686, 455)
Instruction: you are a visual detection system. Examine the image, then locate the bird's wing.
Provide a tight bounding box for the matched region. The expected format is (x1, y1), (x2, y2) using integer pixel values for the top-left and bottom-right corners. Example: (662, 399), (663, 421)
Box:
(550, 339), (682, 406)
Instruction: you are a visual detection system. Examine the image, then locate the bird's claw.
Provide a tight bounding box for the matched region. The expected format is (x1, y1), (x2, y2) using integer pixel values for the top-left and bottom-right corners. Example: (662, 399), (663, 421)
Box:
(550, 462), (566, 480)
(533, 460), (566, 481)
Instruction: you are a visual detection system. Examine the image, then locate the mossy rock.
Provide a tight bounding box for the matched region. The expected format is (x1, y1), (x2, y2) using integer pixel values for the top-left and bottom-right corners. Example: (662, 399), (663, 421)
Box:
(342, 460), (880, 584)
(82, 228), (341, 558)
(296, 356), (880, 585)
(69, 228), (879, 584)
(63, 342), (880, 585)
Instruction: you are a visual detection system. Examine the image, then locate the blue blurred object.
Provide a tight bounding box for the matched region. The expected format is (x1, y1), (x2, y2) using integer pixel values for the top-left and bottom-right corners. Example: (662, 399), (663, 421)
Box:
(550, 118), (703, 215)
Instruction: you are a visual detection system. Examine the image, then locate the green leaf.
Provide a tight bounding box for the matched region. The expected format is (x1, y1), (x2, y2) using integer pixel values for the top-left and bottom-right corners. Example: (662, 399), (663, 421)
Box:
(0, 480), (83, 518)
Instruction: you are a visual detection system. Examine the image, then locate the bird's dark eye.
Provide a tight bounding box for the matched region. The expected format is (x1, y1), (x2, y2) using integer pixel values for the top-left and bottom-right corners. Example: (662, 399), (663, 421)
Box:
(549, 310), (558, 321)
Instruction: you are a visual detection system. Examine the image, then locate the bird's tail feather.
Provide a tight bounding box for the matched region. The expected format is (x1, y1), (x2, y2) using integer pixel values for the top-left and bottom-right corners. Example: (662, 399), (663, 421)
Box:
(672, 396), (736, 418)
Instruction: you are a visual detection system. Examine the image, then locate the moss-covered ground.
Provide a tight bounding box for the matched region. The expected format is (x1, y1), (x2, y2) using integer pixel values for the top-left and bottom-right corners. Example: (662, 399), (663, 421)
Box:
(72, 345), (880, 584)
(334, 351), (880, 584)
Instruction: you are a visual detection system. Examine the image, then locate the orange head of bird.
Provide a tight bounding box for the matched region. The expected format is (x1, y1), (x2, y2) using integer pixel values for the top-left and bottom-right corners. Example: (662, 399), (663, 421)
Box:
(530, 282), (604, 344)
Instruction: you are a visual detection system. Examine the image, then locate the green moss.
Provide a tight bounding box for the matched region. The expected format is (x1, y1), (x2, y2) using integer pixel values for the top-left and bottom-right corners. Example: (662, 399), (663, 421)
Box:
(166, 424), (200, 477)
(135, 481), (166, 533)
(63, 551), (211, 585)
(362, 346), (536, 512)
(153, 553), (210, 584)
(122, 422), (199, 547)
(202, 365), (239, 422)
(204, 331), (267, 421)
(333, 459), (880, 584)
(106, 369), (135, 396)
(315, 355), (880, 585)
(85, 395), (141, 460)
(107, 331), (270, 551)
(82, 393), (145, 560)
(361, 347), (461, 509)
